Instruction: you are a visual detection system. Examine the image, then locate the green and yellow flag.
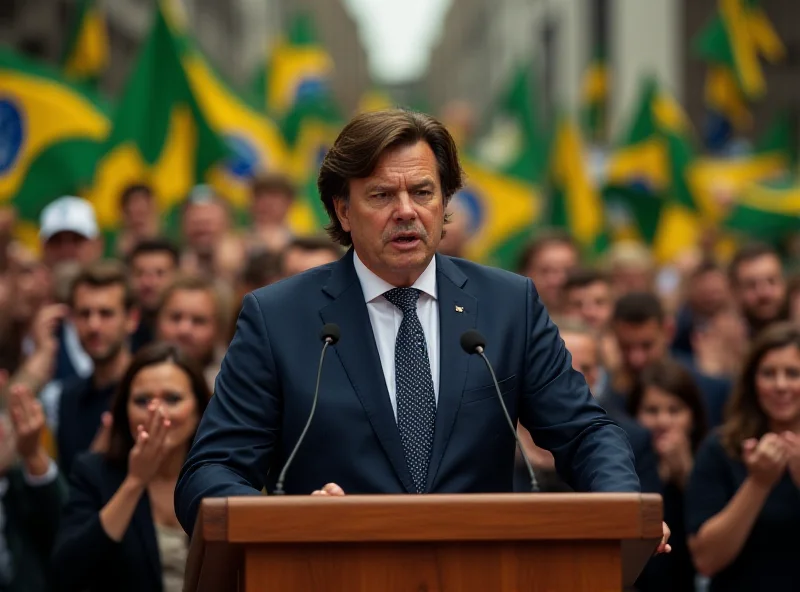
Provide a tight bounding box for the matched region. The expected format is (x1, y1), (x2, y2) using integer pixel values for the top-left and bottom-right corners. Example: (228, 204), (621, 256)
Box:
(580, 45), (608, 144)
(84, 2), (228, 230)
(252, 13), (334, 119)
(61, 0), (110, 84)
(0, 49), (110, 246)
(549, 114), (607, 255)
(471, 62), (549, 185)
(693, 0), (785, 139)
(165, 10), (289, 212)
(605, 77), (702, 262)
(724, 178), (800, 243)
(460, 159), (542, 270)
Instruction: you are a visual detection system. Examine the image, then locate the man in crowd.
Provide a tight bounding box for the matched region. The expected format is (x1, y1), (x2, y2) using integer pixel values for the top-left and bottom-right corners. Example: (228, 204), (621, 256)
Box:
(180, 186), (234, 278)
(115, 184), (161, 258)
(728, 242), (787, 337)
(516, 231), (579, 315)
(606, 292), (729, 428)
(278, 236), (344, 279)
(156, 275), (225, 389)
(248, 172), (296, 252)
(127, 238), (180, 352)
(43, 260), (139, 476)
(39, 196), (103, 272)
(436, 195), (473, 258)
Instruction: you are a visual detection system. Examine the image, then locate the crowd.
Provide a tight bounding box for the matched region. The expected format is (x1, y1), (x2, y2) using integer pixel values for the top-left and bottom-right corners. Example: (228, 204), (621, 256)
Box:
(0, 159), (797, 591)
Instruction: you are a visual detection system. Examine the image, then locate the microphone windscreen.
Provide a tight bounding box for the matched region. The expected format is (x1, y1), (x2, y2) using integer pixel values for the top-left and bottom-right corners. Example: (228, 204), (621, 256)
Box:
(320, 323), (341, 344)
(460, 329), (486, 354)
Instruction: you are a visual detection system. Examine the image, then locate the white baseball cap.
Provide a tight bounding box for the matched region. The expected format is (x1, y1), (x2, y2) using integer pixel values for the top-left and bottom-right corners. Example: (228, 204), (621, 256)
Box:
(39, 196), (100, 242)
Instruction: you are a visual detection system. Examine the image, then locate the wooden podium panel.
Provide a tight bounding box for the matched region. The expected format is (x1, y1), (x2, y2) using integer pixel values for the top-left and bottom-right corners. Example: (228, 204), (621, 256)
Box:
(185, 493), (662, 592)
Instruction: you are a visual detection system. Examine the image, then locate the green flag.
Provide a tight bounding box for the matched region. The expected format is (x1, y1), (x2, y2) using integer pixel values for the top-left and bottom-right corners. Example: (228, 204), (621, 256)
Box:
(61, 0), (110, 85)
(83, 1), (228, 232)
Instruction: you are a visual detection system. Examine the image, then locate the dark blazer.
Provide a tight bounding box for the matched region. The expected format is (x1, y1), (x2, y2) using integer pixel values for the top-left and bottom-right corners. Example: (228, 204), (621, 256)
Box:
(175, 251), (640, 532)
(0, 466), (67, 592)
(51, 453), (175, 592)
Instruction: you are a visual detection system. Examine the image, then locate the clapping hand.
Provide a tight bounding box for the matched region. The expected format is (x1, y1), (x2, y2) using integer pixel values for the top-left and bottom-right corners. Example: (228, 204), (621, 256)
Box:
(127, 403), (172, 488)
(743, 433), (788, 490)
(8, 382), (50, 476)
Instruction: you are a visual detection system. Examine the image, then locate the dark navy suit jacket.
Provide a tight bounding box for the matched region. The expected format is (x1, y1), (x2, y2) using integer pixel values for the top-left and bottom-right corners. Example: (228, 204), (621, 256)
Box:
(51, 453), (174, 592)
(175, 251), (641, 533)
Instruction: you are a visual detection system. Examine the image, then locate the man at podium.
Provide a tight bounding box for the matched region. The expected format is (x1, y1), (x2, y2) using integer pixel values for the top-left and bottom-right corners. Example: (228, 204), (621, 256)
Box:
(175, 109), (652, 538)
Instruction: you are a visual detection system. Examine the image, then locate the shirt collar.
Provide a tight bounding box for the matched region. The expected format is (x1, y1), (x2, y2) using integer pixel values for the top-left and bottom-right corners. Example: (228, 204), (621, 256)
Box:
(353, 250), (438, 303)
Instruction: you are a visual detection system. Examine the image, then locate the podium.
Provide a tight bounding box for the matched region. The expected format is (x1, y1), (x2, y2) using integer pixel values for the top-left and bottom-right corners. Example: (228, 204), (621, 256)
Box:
(184, 493), (662, 592)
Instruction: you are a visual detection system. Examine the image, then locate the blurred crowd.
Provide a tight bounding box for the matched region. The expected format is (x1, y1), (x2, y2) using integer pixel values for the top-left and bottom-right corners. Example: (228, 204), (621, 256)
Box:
(0, 167), (797, 591)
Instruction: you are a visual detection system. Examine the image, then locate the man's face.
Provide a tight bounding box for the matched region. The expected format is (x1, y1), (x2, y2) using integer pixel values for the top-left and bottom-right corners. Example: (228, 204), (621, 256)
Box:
(123, 191), (155, 233)
(281, 248), (340, 278)
(733, 254), (786, 326)
(183, 202), (228, 257)
(690, 270), (730, 317)
(524, 244), (578, 311)
(130, 252), (177, 313)
(335, 141), (444, 286)
(157, 289), (218, 365)
(566, 281), (613, 330)
(43, 231), (100, 268)
(613, 318), (668, 378)
(252, 190), (292, 226)
(72, 284), (137, 364)
(561, 331), (600, 389)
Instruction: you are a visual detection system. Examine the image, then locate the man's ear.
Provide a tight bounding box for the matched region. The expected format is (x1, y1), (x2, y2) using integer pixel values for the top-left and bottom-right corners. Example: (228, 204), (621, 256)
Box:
(333, 197), (350, 233)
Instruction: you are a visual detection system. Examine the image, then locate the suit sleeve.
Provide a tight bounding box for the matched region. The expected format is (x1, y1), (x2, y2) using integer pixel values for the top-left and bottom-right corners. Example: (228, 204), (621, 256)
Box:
(175, 293), (282, 535)
(518, 279), (640, 493)
(51, 456), (122, 592)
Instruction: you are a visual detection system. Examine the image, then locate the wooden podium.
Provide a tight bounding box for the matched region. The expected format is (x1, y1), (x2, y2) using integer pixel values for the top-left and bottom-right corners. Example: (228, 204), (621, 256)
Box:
(184, 493), (662, 592)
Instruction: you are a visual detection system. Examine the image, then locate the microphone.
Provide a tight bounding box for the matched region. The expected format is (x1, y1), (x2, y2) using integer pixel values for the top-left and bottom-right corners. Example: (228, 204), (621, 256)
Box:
(273, 323), (341, 495)
(460, 330), (538, 493)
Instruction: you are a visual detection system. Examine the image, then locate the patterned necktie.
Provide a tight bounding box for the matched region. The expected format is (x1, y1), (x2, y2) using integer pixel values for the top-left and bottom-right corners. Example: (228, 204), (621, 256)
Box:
(383, 287), (437, 493)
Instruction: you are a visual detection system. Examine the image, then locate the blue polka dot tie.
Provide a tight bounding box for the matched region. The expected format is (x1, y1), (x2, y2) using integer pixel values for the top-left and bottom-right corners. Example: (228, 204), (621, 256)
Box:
(384, 287), (436, 494)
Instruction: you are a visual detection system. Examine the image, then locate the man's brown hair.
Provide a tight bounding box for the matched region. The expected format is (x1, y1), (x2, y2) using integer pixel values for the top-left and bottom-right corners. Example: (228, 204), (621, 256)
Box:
(317, 109), (464, 246)
(69, 260), (135, 310)
(251, 172), (296, 201)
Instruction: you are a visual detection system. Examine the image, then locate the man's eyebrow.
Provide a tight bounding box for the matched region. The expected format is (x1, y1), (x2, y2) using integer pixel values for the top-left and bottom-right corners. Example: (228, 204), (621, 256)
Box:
(364, 180), (397, 193)
(409, 178), (436, 190)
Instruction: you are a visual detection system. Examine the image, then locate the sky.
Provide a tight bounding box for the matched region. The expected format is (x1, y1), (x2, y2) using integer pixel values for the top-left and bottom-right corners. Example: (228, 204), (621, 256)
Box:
(343, 0), (453, 84)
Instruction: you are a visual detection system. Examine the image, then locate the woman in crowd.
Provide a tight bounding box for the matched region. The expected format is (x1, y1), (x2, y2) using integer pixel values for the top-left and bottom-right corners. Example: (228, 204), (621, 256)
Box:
(627, 359), (708, 591)
(686, 322), (800, 591)
(52, 343), (211, 592)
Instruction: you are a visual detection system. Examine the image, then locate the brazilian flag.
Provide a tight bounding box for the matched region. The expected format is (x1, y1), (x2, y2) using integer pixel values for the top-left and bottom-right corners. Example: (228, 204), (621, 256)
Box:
(693, 0), (785, 147)
(0, 49), (110, 248)
(548, 114), (607, 256)
(83, 1), (228, 232)
(250, 12), (334, 119)
(61, 0), (110, 85)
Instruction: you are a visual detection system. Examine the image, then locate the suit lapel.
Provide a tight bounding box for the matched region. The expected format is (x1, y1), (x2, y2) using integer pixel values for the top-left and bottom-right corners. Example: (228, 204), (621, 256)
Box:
(425, 255), (476, 491)
(320, 250), (416, 493)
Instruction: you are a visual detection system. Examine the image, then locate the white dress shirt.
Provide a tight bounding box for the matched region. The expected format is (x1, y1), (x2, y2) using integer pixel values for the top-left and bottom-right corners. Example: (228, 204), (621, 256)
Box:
(353, 252), (440, 421)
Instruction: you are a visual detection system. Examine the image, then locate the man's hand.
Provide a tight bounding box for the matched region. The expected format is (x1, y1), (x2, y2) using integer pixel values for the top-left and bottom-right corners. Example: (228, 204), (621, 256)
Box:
(311, 483), (345, 496)
(656, 521), (672, 554)
(31, 304), (68, 354)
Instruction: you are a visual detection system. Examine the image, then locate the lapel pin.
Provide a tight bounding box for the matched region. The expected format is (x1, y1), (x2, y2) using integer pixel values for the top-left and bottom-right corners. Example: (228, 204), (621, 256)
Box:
(455, 305), (464, 313)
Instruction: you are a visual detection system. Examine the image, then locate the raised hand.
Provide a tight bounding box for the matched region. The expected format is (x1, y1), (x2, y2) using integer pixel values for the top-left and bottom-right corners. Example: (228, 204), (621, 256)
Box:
(127, 403), (172, 488)
(31, 304), (69, 353)
(8, 382), (51, 476)
(743, 433), (788, 490)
